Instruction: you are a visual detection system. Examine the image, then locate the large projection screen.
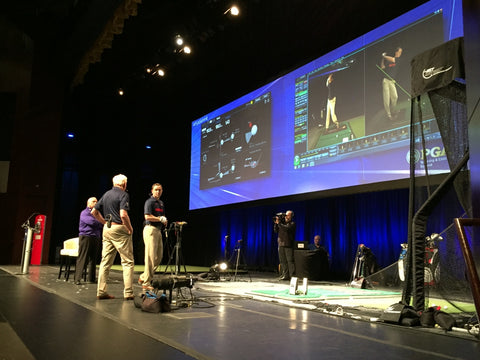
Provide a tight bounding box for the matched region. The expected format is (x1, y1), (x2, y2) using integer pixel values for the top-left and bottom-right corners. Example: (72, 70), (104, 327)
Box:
(189, 0), (463, 211)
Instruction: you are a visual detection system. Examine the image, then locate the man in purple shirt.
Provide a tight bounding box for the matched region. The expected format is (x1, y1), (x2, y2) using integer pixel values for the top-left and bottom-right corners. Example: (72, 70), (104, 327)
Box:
(75, 197), (103, 284)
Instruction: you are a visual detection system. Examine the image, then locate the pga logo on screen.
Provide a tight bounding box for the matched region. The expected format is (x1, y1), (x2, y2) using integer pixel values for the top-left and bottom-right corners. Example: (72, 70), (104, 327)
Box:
(406, 147), (446, 164)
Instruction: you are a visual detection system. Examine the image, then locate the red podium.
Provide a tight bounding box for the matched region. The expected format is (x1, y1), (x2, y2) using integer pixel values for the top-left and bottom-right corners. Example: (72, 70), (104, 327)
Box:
(31, 214), (46, 265)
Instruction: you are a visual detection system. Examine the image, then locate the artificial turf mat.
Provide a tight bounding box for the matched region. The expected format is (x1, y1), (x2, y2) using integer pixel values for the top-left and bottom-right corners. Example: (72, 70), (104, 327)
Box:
(250, 287), (401, 300)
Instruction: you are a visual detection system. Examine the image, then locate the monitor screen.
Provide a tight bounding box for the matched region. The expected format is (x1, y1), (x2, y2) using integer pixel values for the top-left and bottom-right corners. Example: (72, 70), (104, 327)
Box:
(189, 0), (463, 211)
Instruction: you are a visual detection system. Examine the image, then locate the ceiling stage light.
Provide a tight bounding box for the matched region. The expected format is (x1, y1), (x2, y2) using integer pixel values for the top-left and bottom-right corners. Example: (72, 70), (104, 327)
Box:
(175, 35), (184, 46)
(118, 88), (124, 96)
(174, 45), (191, 54)
(224, 5), (240, 16)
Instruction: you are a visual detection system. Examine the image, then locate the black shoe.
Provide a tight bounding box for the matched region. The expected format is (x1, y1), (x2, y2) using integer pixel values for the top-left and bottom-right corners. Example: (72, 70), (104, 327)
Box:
(97, 294), (115, 300)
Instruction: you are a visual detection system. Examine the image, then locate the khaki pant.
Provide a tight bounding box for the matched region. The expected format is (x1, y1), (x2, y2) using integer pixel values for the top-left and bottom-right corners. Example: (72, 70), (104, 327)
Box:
(325, 96), (338, 129)
(97, 224), (134, 297)
(139, 225), (163, 285)
(382, 78), (398, 118)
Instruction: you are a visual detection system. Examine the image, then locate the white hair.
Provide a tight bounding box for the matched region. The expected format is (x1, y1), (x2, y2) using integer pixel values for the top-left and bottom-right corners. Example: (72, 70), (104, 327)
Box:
(112, 174), (127, 186)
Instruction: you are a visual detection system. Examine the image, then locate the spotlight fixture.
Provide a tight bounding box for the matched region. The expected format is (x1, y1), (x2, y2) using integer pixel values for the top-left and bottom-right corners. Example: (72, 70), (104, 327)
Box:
(174, 44), (192, 54)
(145, 65), (165, 78)
(224, 5), (240, 16)
(210, 262), (228, 272)
(175, 34), (184, 46)
(118, 88), (124, 96)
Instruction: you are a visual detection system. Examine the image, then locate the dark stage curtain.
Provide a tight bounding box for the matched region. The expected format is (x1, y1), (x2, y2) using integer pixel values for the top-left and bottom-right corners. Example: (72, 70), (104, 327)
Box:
(219, 189), (410, 278)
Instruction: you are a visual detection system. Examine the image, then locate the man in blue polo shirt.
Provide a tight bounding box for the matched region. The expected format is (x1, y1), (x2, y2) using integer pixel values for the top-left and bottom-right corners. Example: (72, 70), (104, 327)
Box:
(138, 183), (167, 291)
(91, 174), (135, 300)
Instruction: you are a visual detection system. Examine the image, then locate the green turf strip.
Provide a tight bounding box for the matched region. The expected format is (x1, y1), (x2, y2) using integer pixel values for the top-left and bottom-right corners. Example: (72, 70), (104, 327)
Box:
(251, 288), (401, 299)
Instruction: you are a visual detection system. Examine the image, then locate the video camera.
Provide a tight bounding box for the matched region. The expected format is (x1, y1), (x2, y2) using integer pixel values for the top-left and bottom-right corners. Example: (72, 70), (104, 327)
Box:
(273, 212), (286, 223)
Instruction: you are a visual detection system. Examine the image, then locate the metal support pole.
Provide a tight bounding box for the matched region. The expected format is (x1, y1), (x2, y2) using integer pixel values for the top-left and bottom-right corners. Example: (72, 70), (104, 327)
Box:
(234, 247), (241, 281)
(22, 226), (34, 274)
(454, 218), (480, 324)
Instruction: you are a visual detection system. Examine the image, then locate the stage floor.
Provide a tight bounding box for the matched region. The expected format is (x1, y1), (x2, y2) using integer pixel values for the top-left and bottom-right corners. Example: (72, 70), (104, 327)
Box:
(1, 265), (479, 360)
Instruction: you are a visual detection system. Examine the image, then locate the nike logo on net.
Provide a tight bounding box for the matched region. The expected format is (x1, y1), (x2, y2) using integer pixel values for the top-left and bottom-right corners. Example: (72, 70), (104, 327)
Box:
(422, 65), (453, 79)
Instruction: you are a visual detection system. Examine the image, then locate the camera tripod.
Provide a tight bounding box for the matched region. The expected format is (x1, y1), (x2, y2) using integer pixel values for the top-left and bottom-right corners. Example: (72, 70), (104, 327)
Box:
(163, 222), (188, 275)
(227, 239), (252, 282)
(157, 221), (195, 307)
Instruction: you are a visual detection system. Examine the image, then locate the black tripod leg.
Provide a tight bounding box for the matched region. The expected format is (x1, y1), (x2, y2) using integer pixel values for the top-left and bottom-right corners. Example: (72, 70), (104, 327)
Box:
(233, 246), (251, 282)
(163, 241), (176, 275)
(241, 248), (252, 282)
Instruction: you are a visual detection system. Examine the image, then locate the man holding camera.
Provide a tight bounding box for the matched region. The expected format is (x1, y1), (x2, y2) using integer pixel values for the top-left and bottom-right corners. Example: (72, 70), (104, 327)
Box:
(274, 210), (296, 281)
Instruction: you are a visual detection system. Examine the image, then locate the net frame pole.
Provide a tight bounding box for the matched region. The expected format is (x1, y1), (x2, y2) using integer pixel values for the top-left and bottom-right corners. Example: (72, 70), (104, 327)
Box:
(410, 152), (469, 310)
(454, 218), (480, 321)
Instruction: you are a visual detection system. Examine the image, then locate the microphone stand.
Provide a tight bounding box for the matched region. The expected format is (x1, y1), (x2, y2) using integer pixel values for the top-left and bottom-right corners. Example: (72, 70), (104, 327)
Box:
(233, 239), (252, 282)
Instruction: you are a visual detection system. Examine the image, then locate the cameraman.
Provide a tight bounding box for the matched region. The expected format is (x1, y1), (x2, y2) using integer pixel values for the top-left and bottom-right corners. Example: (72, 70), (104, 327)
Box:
(274, 210), (296, 281)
